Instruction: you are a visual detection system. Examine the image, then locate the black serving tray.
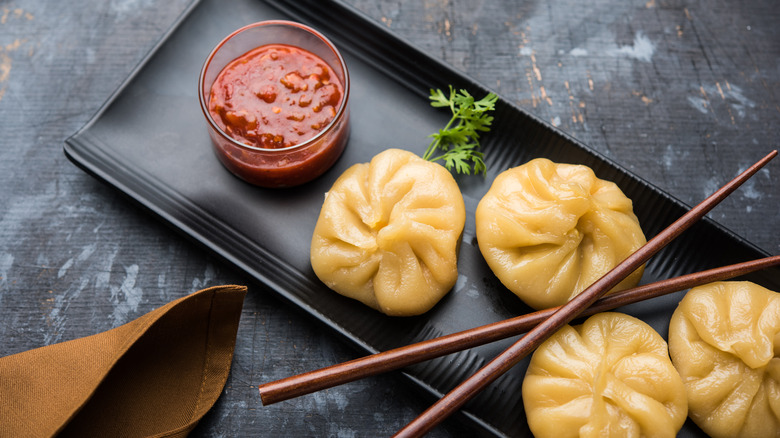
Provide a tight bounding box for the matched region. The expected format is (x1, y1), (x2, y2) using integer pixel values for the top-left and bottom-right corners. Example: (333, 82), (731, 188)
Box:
(64, 0), (778, 436)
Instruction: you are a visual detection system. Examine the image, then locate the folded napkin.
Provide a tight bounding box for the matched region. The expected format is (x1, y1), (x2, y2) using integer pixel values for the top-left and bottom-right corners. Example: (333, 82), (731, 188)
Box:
(0, 284), (247, 437)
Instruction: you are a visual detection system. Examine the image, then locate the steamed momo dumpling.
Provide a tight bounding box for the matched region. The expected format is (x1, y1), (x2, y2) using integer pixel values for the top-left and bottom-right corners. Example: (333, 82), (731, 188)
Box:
(668, 281), (780, 438)
(522, 312), (688, 438)
(475, 158), (646, 310)
(310, 149), (466, 316)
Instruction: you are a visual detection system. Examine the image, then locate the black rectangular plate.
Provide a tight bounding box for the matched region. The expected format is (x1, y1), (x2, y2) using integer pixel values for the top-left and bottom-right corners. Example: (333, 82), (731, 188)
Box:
(64, 0), (778, 436)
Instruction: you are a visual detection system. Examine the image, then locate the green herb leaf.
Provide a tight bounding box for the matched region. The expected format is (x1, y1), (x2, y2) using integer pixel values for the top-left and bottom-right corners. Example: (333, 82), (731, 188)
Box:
(423, 85), (497, 175)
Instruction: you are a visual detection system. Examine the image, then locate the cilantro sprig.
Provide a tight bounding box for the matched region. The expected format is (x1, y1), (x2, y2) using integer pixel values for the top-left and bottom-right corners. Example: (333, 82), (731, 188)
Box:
(422, 86), (498, 176)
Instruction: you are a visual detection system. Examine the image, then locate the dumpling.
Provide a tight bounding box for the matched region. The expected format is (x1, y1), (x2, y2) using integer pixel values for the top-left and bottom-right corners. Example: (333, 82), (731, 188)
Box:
(475, 158), (646, 310)
(668, 281), (780, 438)
(310, 149), (466, 316)
(522, 312), (688, 438)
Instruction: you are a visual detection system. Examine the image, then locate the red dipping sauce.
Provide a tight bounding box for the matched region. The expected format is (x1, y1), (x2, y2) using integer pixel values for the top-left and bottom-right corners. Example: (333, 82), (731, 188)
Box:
(209, 45), (343, 149)
(199, 21), (350, 188)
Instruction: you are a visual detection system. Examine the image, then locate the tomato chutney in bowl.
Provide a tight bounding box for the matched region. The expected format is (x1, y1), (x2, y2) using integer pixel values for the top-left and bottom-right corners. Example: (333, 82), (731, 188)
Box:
(198, 21), (350, 188)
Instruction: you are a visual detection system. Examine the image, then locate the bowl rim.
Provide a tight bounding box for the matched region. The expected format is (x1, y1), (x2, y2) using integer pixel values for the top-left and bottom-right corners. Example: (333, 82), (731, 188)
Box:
(197, 20), (350, 154)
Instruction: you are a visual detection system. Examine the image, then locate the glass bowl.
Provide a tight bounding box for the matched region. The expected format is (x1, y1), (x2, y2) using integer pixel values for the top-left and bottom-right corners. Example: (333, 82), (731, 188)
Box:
(198, 20), (350, 188)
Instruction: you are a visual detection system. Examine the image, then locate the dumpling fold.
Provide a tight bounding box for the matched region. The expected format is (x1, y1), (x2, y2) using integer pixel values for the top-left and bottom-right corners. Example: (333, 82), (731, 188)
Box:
(476, 158), (646, 309)
(523, 312), (688, 438)
(310, 149), (466, 316)
(668, 281), (780, 438)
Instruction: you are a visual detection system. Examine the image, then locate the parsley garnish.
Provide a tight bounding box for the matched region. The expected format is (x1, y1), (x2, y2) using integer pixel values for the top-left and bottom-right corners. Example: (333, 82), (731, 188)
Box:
(422, 86), (498, 175)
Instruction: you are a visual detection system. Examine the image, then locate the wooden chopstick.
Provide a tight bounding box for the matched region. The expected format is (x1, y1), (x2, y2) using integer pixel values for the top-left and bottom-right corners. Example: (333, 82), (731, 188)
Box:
(393, 150), (778, 437)
(257, 255), (779, 405)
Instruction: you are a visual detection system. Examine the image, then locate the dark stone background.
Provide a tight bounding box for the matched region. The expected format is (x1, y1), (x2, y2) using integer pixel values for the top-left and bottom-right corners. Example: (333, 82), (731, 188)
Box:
(1, 0), (777, 436)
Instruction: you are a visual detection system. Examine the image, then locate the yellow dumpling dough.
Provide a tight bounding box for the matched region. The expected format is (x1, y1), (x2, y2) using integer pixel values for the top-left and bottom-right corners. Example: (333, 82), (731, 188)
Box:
(310, 149), (466, 316)
(475, 158), (646, 309)
(668, 281), (780, 438)
(523, 312), (688, 438)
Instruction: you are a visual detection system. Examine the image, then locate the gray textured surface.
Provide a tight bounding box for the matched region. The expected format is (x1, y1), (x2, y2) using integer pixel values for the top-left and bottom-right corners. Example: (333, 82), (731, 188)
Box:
(1, 0), (777, 436)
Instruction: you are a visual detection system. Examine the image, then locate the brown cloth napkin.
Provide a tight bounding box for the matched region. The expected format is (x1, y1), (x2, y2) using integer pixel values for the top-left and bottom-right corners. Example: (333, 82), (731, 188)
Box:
(0, 284), (247, 438)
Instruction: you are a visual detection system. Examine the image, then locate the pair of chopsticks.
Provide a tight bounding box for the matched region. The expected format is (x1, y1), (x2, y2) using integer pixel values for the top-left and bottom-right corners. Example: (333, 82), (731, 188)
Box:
(258, 150), (778, 437)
